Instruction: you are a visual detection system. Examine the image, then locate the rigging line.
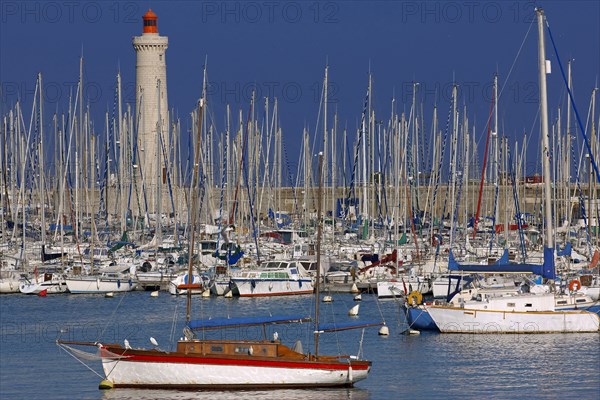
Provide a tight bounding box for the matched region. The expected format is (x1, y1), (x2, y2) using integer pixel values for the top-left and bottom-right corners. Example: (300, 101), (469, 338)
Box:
(169, 295), (180, 350)
(545, 18), (600, 182)
(57, 345), (104, 379)
(507, 143), (528, 261)
(472, 16), (534, 163)
(570, 126), (592, 257)
(497, 16), (535, 105)
(97, 288), (131, 341)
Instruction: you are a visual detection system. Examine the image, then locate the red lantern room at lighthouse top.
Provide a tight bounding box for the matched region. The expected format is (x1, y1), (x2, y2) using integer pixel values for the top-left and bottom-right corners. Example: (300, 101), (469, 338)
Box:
(142, 9), (158, 34)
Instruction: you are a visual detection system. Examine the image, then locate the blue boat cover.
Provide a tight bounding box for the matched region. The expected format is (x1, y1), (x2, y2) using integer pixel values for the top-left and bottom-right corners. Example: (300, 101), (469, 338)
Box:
(556, 242), (572, 257)
(447, 248), (555, 280)
(188, 315), (311, 330)
(317, 321), (383, 332)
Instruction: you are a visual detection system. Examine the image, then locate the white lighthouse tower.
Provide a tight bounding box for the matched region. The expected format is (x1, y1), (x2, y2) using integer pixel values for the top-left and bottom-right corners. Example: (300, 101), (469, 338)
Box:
(133, 9), (168, 215)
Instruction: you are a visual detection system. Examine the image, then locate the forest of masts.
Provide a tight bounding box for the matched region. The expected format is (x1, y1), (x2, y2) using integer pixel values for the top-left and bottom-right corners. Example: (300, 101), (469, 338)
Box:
(1, 60), (599, 248)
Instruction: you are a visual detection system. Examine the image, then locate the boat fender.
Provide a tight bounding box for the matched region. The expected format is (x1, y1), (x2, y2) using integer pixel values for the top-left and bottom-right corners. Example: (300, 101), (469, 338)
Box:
(568, 279), (581, 292)
(407, 290), (423, 305)
(99, 379), (114, 390)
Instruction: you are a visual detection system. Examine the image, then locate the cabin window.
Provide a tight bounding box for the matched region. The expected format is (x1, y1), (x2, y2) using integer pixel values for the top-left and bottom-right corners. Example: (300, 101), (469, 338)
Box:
(556, 301), (567, 305)
(290, 268), (298, 275)
(525, 303), (533, 307)
(507, 302), (516, 307)
(210, 346), (223, 353)
(235, 346), (252, 354)
(576, 299), (586, 303)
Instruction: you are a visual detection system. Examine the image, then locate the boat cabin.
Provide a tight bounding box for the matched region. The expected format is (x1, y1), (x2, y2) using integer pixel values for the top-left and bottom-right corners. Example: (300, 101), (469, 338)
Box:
(176, 339), (301, 359)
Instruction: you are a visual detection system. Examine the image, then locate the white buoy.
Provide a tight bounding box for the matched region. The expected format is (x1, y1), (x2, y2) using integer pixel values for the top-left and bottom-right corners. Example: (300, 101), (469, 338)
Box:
(150, 291), (159, 297)
(322, 295), (333, 303)
(348, 304), (360, 316)
(202, 289), (211, 297)
(105, 292), (114, 298)
(353, 294), (362, 301)
(408, 329), (420, 335)
(378, 325), (390, 336)
(350, 283), (360, 293)
(150, 337), (159, 347)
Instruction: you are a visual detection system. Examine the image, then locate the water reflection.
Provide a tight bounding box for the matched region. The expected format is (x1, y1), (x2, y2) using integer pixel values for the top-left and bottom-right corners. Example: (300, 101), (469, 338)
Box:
(102, 387), (369, 400)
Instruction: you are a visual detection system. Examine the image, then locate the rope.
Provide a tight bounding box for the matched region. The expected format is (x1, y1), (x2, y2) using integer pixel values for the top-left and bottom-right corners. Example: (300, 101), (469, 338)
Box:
(344, 90), (369, 228)
(96, 290), (130, 341)
(545, 18), (600, 182)
(507, 144), (528, 260)
(57, 344), (105, 379)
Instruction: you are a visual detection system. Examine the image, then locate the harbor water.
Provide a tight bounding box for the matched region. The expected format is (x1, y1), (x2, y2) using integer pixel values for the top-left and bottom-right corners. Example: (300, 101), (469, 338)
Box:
(1, 292), (598, 399)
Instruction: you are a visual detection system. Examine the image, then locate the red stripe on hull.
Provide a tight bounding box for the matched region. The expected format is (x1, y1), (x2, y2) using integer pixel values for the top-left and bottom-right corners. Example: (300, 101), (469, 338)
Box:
(102, 348), (370, 371)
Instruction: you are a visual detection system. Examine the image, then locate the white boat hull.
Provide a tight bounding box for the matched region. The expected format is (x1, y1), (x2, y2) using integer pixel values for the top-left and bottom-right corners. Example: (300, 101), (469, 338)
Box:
(209, 278), (232, 296)
(426, 305), (600, 333)
(19, 280), (68, 294)
(168, 274), (205, 295)
(581, 286), (600, 301)
(432, 276), (470, 299)
(377, 277), (432, 299)
(100, 350), (368, 388)
(0, 278), (21, 293)
(65, 277), (137, 294)
(231, 278), (313, 297)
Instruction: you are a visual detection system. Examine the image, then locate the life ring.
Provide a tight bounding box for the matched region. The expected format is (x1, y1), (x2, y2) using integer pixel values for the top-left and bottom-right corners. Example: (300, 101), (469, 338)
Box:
(407, 290), (423, 305)
(569, 279), (582, 292)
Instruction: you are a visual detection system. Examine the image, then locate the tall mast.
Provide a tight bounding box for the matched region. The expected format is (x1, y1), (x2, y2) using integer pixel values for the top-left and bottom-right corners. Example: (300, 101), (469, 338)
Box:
(536, 8), (555, 277)
(323, 64), (328, 226)
(449, 84), (458, 247)
(186, 67), (207, 322)
(39, 72), (45, 246)
(314, 152), (324, 357)
(156, 79), (163, 244)
(565, 60), (572, 228)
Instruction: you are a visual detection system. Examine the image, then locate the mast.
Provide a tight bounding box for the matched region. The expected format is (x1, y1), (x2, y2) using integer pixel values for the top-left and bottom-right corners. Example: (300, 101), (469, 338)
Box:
(156, 79), (163, 244)
(566, 60), (572, 229)
(449, 84), (458, 247)
(39, 72), (45, 246)
(536, 7), (555, 278)
(186, 97), (204, 322)
(314, 152), (324, 357)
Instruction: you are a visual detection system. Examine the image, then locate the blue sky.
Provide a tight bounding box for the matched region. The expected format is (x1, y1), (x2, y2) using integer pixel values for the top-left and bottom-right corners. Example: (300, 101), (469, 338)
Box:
(1, 1), (599, 178)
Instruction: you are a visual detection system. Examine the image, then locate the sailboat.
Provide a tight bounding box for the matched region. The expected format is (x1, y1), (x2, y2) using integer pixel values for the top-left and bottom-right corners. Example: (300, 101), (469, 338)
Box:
(57, 100), (380, 389)
(424, 8), (600, 334)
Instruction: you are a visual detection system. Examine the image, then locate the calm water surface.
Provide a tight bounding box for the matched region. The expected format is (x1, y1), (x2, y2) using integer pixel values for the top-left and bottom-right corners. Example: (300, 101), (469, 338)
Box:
(1, 292), (598, 399)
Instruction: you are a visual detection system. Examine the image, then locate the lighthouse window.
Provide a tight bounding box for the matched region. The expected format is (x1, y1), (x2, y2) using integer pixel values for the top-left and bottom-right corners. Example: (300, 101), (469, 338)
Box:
(159, 54), (163, 61)
(144, 20), (156, 27)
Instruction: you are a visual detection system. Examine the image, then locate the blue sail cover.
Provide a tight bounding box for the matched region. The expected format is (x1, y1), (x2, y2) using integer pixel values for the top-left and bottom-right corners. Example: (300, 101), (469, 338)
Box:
(317, 321), (383, 332)
(188, 315), (310, 330)
(556, 242), (572, 257)
(448, 248), (556, 280)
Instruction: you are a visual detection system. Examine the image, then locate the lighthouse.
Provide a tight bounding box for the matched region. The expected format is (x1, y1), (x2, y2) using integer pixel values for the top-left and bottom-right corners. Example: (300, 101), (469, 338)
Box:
(133, 9), (169, 214)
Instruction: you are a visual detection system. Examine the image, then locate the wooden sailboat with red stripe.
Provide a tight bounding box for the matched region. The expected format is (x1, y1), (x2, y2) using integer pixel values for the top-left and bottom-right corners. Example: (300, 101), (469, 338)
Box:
(57, 86), (380, 390)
